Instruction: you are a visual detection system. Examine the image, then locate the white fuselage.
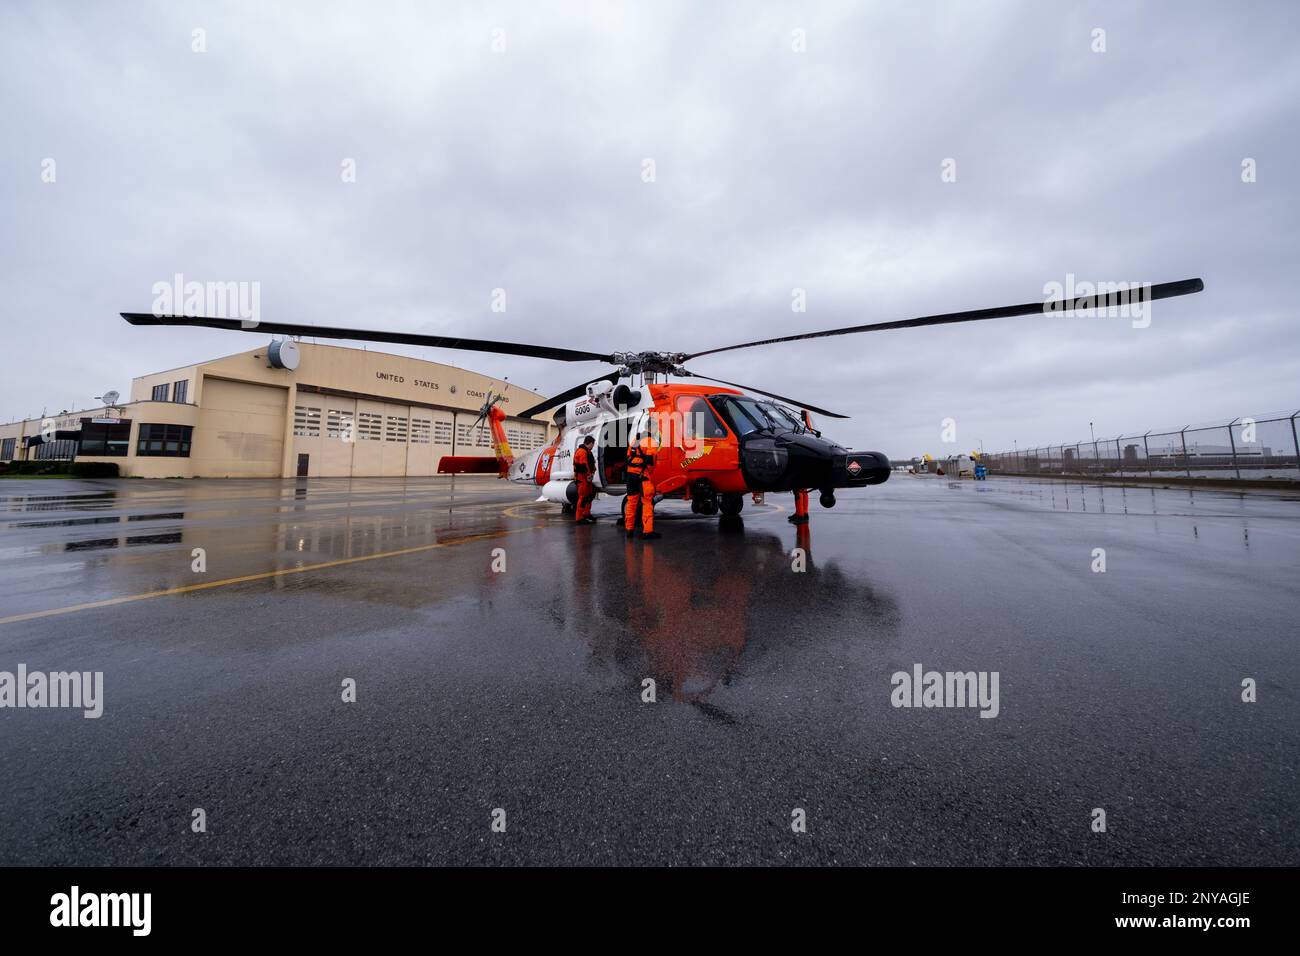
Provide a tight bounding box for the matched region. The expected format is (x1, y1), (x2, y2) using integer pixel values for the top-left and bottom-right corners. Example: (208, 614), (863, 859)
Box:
(508, 375), (654, 502)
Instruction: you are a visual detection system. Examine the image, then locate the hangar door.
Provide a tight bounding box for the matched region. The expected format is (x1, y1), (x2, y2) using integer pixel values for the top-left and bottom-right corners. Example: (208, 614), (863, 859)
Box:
(504, 420), (548, 456)
(192, 378), (288, 477)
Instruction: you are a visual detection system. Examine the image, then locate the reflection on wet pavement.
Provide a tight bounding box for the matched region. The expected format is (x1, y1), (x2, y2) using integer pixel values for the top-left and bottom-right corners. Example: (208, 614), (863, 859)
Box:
(0, 477), (531, 615)
(0, 474), (1296, 865)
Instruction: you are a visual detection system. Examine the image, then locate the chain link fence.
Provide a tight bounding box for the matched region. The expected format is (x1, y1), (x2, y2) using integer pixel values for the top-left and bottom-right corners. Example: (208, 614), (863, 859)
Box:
(982, 410), (1300, 482)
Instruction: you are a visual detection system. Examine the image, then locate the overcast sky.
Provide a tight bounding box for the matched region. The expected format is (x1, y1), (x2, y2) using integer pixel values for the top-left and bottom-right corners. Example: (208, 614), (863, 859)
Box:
(3, 0), (1297, 456)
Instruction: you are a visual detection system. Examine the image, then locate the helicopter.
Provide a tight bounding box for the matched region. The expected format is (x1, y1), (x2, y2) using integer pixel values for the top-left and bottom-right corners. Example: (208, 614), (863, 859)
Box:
(122, 276), (1204, 521)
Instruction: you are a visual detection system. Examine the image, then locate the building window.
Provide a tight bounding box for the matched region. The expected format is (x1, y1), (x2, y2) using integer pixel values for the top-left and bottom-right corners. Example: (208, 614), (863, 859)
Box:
(385, 415), (408, 443)
(457, 423), (491, 448)
(151, 383), (170, 402)
(506, 426), (541, 451)
(433, 420), (452, 446)
(1, 437), (14, 460)
(137, 424), (193, 457)
(173, 380), (189, 404)
(293, 405), (322, 437)
(326, 410), (355, 440)
(358, 412), (383, 441)
(79, 420), (132, 457)
(410, 419), (432, 444)
(35, 439), (78, 461)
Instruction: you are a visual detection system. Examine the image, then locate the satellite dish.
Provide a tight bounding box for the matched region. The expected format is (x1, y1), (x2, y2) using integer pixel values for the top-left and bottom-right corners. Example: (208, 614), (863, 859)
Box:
(98, 390), (120, 406)
(268, 339), (300, 370)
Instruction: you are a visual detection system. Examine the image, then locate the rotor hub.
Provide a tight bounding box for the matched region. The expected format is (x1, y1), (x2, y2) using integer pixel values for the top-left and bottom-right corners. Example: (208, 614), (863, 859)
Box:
(610, 351), (690, 374)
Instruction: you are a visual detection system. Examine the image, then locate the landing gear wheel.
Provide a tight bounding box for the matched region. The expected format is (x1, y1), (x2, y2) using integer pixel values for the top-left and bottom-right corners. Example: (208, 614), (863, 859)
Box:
(561, 502), (575, 515)
(620, 495), (630, 523)
(719, 493), (744, 516)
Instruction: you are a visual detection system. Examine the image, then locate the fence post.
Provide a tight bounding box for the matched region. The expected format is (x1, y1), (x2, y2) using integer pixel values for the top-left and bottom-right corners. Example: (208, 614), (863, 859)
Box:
(1180, 427), (1191, 479)
(1226, 417), (1241, 480)
(1292, 412), (1300, 479)
(1143, 431), (1152, 478)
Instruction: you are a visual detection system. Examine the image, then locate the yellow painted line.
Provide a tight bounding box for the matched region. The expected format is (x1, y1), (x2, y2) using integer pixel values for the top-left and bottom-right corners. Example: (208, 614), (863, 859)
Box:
(0, 525), (542, 627)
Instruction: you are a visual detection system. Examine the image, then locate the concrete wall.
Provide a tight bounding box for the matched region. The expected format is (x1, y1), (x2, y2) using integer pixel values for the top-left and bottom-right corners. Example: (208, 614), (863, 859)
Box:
(131, 363), (201, 404)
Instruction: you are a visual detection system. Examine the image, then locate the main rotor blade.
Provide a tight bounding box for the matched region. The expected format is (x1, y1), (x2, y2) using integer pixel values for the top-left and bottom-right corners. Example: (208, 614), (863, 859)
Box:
(517, 372), (621, 418)
(682, 371), (849, 419)
(121, 313), (611, 364)
(685, 278), (1204, 362)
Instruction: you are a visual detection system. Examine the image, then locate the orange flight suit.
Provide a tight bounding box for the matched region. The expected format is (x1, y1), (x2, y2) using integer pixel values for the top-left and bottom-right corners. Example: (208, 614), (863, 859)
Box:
(573, 444), (596, 522)
(790, 488), (810, 524)
(624, 435), (658, 534)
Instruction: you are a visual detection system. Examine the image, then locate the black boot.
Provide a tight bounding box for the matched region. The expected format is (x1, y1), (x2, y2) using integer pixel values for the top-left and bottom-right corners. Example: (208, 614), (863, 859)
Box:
(640, 531), (662, 540)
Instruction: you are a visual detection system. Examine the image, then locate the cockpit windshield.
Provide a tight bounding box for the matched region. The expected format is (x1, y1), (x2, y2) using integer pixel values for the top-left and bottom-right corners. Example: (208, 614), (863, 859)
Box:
(713, 396), (804, 435)
(763, 403), (805, 431)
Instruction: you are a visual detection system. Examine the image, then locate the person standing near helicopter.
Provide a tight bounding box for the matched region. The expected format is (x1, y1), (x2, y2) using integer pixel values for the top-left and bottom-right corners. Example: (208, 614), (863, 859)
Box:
(623, 429), (661, 540)
(572, 435), (597, 525)
(789, 408), (817, 525)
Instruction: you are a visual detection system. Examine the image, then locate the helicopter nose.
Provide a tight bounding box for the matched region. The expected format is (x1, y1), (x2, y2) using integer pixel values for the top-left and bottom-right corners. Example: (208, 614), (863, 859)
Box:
(834, 451), (891, 486)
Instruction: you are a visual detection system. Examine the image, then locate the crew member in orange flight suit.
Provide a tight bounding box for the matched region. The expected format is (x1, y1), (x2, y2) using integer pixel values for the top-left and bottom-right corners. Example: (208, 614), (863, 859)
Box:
(573, 436), (597, 525)
(789, 408), (814, 525)
(789, 488), (810, 525)
(623, 431), (661, 540)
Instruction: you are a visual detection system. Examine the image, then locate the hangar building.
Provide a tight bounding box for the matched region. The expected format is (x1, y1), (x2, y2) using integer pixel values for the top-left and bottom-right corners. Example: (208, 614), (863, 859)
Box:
(0, 342), (555, 479)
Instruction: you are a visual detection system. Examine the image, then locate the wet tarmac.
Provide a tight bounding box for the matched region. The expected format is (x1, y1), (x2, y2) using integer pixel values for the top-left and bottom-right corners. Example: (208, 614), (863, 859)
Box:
(0, 474), (1296, 865)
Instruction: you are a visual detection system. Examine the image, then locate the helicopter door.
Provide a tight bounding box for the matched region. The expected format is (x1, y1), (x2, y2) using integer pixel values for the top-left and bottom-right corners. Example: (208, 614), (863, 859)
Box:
(672, 395), (736, 471)
(597, 414), (639, 487)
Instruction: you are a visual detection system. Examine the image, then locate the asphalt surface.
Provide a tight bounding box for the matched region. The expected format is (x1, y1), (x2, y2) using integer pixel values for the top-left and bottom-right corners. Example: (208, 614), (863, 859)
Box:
(0, 474), (1296, 866)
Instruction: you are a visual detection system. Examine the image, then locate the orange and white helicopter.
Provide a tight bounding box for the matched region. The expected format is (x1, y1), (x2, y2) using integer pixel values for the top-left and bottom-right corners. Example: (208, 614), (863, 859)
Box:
(123, 277), (1203, 521)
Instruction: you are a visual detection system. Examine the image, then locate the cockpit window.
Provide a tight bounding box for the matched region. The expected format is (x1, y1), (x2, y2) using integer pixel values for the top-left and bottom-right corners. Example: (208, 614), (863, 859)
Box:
(674, 395), (729, 441)
(713, 395), (804, 435)
(764, 403), (804, 431)
(716, 397), (764, 435)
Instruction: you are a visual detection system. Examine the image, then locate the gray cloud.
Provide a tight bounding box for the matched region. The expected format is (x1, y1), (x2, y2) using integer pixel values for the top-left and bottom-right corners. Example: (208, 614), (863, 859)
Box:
(3, 0), (1297, 456)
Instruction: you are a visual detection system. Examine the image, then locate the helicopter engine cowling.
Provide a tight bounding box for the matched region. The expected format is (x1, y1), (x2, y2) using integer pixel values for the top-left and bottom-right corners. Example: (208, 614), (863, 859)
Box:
(568, 395), (605, 425)
(610, 384), (641, 411)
